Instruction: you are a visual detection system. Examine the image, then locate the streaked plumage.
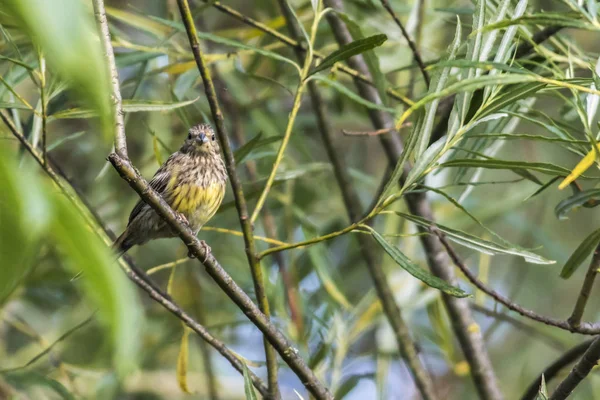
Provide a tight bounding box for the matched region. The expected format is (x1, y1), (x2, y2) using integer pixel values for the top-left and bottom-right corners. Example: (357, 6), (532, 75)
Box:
(114, 123), (227, 256)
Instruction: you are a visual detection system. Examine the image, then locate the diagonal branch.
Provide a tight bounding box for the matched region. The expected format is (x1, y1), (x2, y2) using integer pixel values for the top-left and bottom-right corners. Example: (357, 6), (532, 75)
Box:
(174, 0), (280, 396)
(108, 153), (332, 399)
(92, 0), (127, 159)
(436, 231), (600, 335)
(549, 335), (600, 400)
(520, 339), (594, 400)
(0, 110), (269, 397)
(568, 243), (600, 327)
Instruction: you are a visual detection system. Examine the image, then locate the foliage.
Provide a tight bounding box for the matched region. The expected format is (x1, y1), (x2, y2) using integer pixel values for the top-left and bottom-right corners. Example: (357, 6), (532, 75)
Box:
(2, 0), (600, 398)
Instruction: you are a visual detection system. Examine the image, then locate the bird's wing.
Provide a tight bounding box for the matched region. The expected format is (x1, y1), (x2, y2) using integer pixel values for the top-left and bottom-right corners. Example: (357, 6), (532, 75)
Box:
(127, 154), (178, 224)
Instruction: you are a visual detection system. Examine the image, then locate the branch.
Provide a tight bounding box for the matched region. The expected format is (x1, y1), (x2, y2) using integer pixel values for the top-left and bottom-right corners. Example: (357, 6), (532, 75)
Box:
(379, 0), (430, 86)
(277, 2), (438, 400)
(175, 0), (280, 396)
(0, 110), (269, 397)
(92, 0), (127, 159)
(322, 2), (503, 399)
(568, 243), (600, 327)
(520, 339), (594, 400)
(549, 336), (600, 400)
(436, 231), (600, 335)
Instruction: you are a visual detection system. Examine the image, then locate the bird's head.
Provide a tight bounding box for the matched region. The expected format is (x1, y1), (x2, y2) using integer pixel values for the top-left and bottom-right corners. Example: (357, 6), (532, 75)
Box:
(181, 123), (218, 155)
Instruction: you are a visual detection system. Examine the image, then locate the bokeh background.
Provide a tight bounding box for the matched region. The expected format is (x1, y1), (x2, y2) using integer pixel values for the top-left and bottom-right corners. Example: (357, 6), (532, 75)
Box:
(2, 0), (600, 399)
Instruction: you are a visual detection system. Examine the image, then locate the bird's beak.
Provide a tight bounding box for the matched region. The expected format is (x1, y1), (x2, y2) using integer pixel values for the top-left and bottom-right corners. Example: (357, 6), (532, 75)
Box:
(196, 133), (209, 144)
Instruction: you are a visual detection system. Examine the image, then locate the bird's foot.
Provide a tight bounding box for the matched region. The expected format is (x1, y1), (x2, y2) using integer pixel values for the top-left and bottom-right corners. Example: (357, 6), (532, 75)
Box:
(176, 212), (189, 226)
(188, 241), (212, 263)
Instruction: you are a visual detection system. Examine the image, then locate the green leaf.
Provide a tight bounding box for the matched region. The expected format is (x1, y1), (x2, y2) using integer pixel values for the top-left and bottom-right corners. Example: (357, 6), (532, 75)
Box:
(439, 159), (572, 177)
(52, 195), (142, 376)
(560, 227), (600, 279)
(311, 75), (395, 113)
(49, 98), (199, 120)
(480, 13), (594, 33)
(0, 102), (31, 110)
(336, 12), (388, 105)
(234, 132), (283, 165)
(395, 212), (555, 264)
(242, 363), (258, 400)
(176, 327), (192, 393)
(370, 230), (469, 297)
(555, 189), (600, 220)
(0, 147), (51, 304)
(535, 374), (549, 400)
(4, 371), (75, 400)
(309, 34), (387, 76)
(47, 131), (86, 151)
(4, 0), (113, 140)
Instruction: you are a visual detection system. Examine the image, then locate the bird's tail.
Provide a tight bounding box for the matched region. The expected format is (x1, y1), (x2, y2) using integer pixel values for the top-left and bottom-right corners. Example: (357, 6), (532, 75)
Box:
(113, 230), (134, 258)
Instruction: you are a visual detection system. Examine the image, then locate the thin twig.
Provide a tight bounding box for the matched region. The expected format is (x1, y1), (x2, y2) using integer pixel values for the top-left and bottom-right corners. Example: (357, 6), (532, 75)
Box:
(472, 304), (566, 351)
(379, 0), (430, 86)
(38, 52), (47, 166)
(175, 0), (280, 396)
(549, 336), (600, 400)
(435, 230), (600, 335)
(92, 0), (127, 158)
(568, 243), (600, 327)
(342, 123), (412, 136)
(278, 2), (437, 399)
(1, 110), (270, 396)
(520, 339), (594, 400)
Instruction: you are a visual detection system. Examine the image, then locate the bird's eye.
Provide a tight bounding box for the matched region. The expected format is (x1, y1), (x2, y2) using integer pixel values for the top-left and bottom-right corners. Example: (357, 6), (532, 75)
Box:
(187, 133), (192, 140)
(212, 135), (216, 141)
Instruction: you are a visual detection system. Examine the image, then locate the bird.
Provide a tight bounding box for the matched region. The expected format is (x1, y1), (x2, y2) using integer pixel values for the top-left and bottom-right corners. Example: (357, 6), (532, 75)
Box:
(113, 123), (227, 257)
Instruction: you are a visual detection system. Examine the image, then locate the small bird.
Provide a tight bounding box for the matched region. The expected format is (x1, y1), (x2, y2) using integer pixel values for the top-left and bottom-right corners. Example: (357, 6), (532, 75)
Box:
(113, 123), (227, 257)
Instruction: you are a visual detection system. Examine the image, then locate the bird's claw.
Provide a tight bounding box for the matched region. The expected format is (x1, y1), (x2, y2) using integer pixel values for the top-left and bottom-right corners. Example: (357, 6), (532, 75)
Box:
(176, 212), (189, 225)
(188, 241), (211, 263)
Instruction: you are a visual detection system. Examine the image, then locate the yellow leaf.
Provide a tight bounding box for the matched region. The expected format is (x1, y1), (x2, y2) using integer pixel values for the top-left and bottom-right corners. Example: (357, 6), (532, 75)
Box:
(176, 327), (192, 394)
(559, 145), (600, 189)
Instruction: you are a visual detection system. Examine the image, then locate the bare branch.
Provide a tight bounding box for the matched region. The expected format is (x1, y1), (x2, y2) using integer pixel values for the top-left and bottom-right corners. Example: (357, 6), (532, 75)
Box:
(521, 339), (594, 400)
(175, 0), (280, 395)
(568, 243), (600, 327)
(549, 336), (600, 400)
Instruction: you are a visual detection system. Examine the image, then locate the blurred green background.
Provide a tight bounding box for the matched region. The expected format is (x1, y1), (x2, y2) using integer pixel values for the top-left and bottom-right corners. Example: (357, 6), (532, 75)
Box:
(2, 0), (600, 399)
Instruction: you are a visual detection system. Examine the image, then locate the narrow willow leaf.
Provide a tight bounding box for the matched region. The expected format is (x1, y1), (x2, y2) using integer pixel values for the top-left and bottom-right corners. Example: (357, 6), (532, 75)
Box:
(310, 34), (387, 76)
(48, 131), (86, 152)
(560, 227), (600, 279)
(555, 189), (600, 219)
(308, 240), (352, 309)
(523, 177), (560, 201)
(559, 145), (600, 189)
(479, 82), (547, 118)
(52, 196), (142, 375)
(311, 75), (395, 112)
(234, 133), (284, 164)
(480, 13), (594, 33)
(336, 12), (388, 105)
(466, 133), (587, 145)
(152, 135), (163, 166)
(535, 375), (548, 400)
(0, 54), (34, 70)
(5, 0), (113, 139)
(50, 98), (199, 120)
(242, 363), (258, 400)
(370, 230), (469, 297)
(377, 19), (462, 205)
(0, 102), (30, 110)
(176, 327), (192, 394)
(395, 212), (555, 264)
(439, 159), (572, 177)
(0, 148), (51, 303)
(3, 371), (76, 400)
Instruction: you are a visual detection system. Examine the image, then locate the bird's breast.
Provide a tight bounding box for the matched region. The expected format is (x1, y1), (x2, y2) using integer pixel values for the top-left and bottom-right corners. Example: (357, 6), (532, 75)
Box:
(170, 181), (226, 231)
